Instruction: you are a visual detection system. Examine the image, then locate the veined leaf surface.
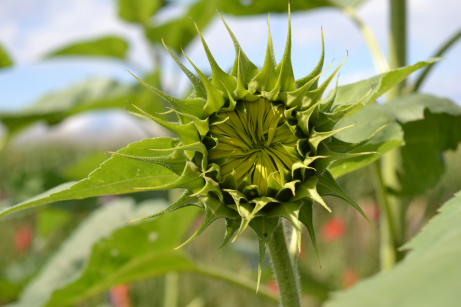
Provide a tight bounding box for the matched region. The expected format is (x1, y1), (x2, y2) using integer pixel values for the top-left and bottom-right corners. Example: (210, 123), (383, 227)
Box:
(324, 191), (461, 307)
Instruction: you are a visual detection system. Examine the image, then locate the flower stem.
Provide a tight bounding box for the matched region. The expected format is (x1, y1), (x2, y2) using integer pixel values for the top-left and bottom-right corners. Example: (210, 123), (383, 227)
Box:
(372, 0), (408, 271)
(164, 272), (179, 307)
(371, 160), (398, 270)
(343, 7), (389, 73)
(268, 221), (302, 307)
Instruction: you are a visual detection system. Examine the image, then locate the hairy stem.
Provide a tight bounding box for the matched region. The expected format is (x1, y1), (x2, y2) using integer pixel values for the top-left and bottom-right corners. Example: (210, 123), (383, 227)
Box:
(268, 221), (302, 307)
(343, 7), (390, 73)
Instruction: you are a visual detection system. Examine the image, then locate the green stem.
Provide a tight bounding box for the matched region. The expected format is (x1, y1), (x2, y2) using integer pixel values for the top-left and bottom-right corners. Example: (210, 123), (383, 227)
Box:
(371, 161), (397, 270)
(387, 0), (407, 99)
(164, 272), (179, 307)
(412, 28), (461, 92)
(343, 7), (390, 73)
(371, 0), (408, 271)
(193, 265), (279, 304)
(268, 221), (302, 307)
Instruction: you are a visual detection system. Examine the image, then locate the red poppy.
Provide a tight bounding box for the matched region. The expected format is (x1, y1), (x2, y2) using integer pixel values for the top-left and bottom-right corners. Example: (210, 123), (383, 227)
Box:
(342, 268), (359, 288)
(321, 218), (346, 241)
(14, 227), (33, 252)
(110, 284), (130, 307)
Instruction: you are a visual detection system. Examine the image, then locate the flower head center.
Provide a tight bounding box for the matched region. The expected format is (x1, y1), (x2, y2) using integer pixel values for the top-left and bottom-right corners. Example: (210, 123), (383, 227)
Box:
(208, 98), (300, 194)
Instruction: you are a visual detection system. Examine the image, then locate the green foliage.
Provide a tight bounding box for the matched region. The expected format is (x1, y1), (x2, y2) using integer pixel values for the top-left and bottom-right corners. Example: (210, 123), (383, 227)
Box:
(0, 138), (181, 219)
(36, 208), (72, 238)
(0, 43), (13, 68)
(0, 79), (134, 135)
(324, 190), (461, 307)
(47, 37), (129, 59)
(217, 0), (366, 15)
(329, 102), (404, 177)
(7, 197), (278, 306)
(7, 197), (170, 307)
(0, 76), (169, 136)
(42, 198), (195, 307)
(147, 0), (218, 53)
(118, 0), (162, 24)
(329, 58), (442, 115)
(385, 94), (461, 196)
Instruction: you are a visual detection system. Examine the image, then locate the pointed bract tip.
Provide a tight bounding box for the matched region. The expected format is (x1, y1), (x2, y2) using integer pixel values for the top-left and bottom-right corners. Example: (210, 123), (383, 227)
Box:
(157, 109), (175, 115)
(126, 214), (152, 225)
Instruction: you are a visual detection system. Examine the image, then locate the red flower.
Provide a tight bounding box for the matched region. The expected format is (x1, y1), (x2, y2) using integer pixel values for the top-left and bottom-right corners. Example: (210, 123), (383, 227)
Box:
(110, 284), (130, 307)
(14, 227), (33, 252)
(267, 279), (279, 295)
(342, 268), (359, 288)
(321, 218), (346, 241)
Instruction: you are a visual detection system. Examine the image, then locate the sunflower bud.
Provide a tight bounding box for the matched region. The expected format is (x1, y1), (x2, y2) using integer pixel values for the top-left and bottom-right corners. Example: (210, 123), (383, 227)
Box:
(118, 4), (381, 290)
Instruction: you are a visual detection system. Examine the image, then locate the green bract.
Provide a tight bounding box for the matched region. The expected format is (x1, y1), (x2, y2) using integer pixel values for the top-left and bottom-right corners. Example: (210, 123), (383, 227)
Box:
(115, 6), (380, 290)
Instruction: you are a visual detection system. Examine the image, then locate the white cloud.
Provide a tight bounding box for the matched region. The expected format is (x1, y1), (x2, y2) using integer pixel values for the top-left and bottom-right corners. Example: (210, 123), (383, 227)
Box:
(0, 0), (152, 68)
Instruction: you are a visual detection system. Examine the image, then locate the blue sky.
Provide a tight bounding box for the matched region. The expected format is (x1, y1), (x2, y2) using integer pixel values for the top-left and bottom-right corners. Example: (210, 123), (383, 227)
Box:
(0, 0), (460, 114)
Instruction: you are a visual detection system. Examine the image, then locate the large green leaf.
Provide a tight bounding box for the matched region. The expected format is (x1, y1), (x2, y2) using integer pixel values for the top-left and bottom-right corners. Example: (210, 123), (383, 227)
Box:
(0, 74), (170, 136)
(324, 190), (461, 307)
(384, 93), (461, 123)
(118, 0), (162, 24)
(384, 94), (461, 196)
(47, 37), (129, 59)
(0, 138), (182, 219)
(216, 0), (365, 15)
(328, 102), (404, 178)
(0, 43), (13, 68)
(329, 58), (442, 115)
(8, 197), (277, 306)
(147, 0), (218, 52)
(43, 198), (195, 307)
(6, 197), (174, 307)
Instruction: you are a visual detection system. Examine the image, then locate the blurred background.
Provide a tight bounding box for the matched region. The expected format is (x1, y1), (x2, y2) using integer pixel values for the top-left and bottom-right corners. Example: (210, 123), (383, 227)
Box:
(0, 0), (460, 306)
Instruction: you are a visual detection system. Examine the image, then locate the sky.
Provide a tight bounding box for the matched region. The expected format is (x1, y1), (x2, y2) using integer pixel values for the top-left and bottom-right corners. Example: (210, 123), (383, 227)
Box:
(0, 0), (460, 129)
